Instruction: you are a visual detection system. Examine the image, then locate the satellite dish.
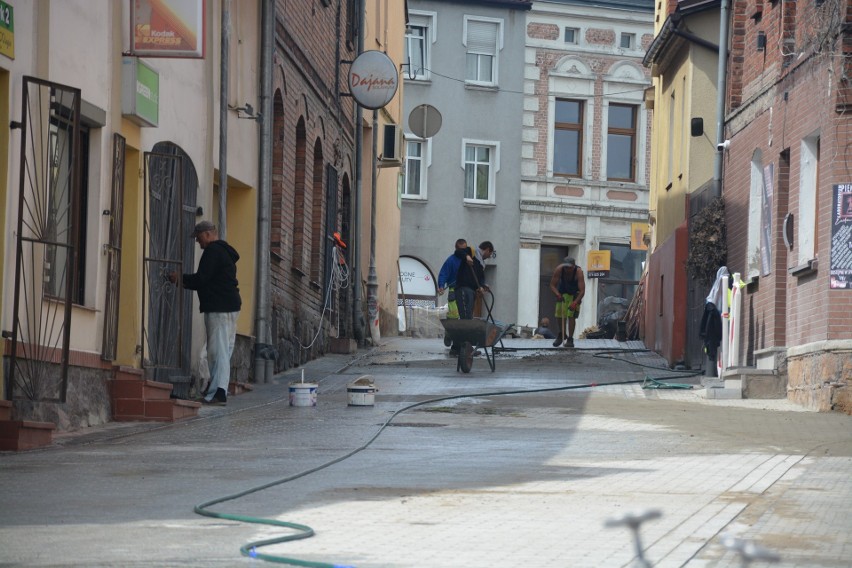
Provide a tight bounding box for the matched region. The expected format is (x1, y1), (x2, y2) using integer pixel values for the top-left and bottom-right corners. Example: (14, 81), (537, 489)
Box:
(408, 104), (442, 139)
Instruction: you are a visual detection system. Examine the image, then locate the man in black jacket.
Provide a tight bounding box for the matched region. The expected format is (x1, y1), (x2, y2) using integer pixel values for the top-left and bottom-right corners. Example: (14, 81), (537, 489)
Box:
(169, 220), (241, 405)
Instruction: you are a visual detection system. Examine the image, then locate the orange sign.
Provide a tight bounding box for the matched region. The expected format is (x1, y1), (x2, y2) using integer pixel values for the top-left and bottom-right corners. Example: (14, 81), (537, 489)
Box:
(132, 0), (205, 58)
(587, 250), (611, 278)
(631, 222), (649, 251)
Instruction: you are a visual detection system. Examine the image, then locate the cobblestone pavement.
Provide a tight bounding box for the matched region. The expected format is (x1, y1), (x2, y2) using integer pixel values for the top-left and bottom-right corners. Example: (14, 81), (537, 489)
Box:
(1, 337), (850, 567)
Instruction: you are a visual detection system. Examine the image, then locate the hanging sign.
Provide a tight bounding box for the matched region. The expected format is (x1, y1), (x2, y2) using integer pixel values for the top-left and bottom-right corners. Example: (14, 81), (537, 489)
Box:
(131, 0), (205, 58)
(829, 183), (852, 289)
(587, 250), (611, 279)
(630, 222), (649, 251)
(349, 50), (399, 110)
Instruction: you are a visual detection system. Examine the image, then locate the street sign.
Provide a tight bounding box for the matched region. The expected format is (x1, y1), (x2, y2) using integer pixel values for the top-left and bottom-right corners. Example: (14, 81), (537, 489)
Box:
(408, 104), (442, 139)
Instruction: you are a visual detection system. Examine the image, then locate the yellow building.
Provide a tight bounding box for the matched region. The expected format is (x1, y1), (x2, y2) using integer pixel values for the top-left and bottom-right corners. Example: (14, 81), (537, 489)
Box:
(642, 0), (720, 367)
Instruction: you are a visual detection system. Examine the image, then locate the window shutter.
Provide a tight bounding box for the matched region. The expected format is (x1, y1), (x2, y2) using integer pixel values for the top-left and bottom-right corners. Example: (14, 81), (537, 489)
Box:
(467, 21), (497, 54)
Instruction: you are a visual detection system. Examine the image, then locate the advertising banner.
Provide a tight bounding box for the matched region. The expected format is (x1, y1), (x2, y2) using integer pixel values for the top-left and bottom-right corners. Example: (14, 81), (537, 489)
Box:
(132, 0), (205, 58)
(830, 183), (852, 289)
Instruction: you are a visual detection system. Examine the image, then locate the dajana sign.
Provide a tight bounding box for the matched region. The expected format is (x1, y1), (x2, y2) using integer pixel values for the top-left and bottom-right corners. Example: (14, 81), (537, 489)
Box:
(348, 50), (399, 110)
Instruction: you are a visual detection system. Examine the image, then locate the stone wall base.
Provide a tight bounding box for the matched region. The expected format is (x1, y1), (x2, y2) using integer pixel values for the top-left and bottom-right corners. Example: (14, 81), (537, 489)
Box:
(787, 348), (852, 414)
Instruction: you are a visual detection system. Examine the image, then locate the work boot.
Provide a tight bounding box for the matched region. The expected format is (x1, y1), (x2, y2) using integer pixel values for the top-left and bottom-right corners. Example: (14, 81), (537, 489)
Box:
(552, 332), (563, 347)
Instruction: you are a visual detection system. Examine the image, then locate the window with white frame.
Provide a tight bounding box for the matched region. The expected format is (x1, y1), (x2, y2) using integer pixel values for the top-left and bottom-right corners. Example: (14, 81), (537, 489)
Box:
(620, 32), (634, 49)
(564, 27), (579, 44)
(798, 134), (820, 265)
(464, 17), (501, 86)
(404, 137), (428, 199)
(554, 99), (584, 177)
(404, 12), (436, 80)
(462, 140), (499, 204)
(606, 103), (637, 181)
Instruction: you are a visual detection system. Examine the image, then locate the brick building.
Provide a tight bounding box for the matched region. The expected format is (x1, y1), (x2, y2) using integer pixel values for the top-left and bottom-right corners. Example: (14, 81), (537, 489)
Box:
(721, 0), (851, 411)
(269, 1), (406, 370)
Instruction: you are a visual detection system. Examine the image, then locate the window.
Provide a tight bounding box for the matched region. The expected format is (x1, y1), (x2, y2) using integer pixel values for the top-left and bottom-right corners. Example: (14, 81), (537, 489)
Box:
(464, 18), (501, 86)
(46, 122), (89, 304)
(565, 27), (579, 44)
(620, 33), (635, 49)
(798, 134), (820, 265)
(405, 25), (428, 79)
(747, 150), (764, 280)
(404, 137), (427, 199)
(554, 99), (584, 177)
(462, 140), (499, 204)
(607, 103), (637, 181)
(404, 12), (435, 81)
(596, 243), (644, 312)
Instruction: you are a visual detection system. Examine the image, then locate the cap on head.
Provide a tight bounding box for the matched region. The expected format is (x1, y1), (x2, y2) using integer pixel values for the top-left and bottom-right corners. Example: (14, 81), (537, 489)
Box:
(563, 256), (576, 266)
(191, 220), (216, 237)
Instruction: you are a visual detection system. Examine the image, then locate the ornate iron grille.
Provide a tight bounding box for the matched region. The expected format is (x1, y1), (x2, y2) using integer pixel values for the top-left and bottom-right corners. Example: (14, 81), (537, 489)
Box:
(8, 77), (81, 402)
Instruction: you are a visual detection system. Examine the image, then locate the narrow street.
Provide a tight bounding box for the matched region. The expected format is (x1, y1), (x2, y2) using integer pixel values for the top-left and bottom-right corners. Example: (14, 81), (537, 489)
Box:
(2, 338), (850, 567)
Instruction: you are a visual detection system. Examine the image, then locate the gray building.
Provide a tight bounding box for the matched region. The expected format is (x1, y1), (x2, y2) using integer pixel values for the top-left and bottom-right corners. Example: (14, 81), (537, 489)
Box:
(399, 0), (531, 330)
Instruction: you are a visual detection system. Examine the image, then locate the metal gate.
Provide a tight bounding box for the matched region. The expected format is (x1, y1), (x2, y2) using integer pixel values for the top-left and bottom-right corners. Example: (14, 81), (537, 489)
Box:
(7, 77), (81, 402)
(141, 144), (197, 393)
(101, 134), (126, 361)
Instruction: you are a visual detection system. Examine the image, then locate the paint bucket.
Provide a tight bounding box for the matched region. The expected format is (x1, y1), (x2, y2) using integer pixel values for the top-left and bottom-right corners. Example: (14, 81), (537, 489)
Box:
(289, 382), (317, 407)
(347, 375), (377, 406)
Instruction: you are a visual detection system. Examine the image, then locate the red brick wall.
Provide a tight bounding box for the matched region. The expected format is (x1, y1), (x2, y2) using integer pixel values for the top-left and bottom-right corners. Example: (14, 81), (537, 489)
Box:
(268, 0), (357, 370)
(724, 0), (852, 357)
(528, 22), (559, 40)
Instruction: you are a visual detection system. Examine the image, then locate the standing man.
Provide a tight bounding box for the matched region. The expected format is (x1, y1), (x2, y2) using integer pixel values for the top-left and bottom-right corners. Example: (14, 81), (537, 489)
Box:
(437, 238), (470, 320)
(470, 241), (495, 317)
(169, 220), (241, 405)
(548, 256), (585, 348)
(454, 245), (487, 320)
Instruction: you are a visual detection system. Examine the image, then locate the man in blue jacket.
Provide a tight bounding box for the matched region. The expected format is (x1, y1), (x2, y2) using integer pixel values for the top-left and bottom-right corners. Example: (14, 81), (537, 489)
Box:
(169, 220), (241, 405)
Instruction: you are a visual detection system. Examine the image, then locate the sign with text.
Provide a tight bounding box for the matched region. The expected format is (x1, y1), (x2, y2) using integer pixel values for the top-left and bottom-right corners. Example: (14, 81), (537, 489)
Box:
(131, 0), (205, 58)
(0, 1), (13, 60)
(830, 183), (852, 289)
(397, 256), (436, 297)
(348, 50), (399, 110)
(587, 250), (611, 279)
(122, 57), (159, 127)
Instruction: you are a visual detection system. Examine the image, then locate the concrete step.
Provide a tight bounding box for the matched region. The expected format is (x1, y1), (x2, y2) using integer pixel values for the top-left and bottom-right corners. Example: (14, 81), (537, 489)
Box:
(110, 378), (173, 401)
(144, 399), (201, 421)
(722, 368), (786, 399)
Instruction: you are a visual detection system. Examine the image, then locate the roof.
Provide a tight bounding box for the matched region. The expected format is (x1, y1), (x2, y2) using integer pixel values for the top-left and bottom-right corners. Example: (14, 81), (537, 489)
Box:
(537, 0), (654, 11)
(642, 0), (720, 69)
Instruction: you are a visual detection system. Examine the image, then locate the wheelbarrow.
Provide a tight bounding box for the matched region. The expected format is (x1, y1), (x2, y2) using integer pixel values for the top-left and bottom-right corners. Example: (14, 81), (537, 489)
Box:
(440, 317), (512, 373)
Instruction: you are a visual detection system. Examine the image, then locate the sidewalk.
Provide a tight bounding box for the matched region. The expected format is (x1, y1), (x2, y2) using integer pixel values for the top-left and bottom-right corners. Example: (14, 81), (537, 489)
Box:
(1, 336), (850, 567)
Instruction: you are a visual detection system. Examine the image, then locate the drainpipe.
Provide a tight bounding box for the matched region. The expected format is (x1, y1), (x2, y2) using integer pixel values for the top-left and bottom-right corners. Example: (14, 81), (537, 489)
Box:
(351, 0), (366, 343)
(367, 109), (380, 344)
(712, 0), (730, 198)
(218, 0), (230, 238)
(254, 0), (274, 382)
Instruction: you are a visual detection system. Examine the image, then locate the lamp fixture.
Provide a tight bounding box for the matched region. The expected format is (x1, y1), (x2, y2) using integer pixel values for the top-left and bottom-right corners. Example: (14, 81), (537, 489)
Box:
(230, 102), (262, 122)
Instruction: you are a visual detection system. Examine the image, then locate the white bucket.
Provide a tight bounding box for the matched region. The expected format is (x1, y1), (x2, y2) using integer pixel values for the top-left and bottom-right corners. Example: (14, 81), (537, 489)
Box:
(289, 382), (318, 407)
(348, 375), (377, 406)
